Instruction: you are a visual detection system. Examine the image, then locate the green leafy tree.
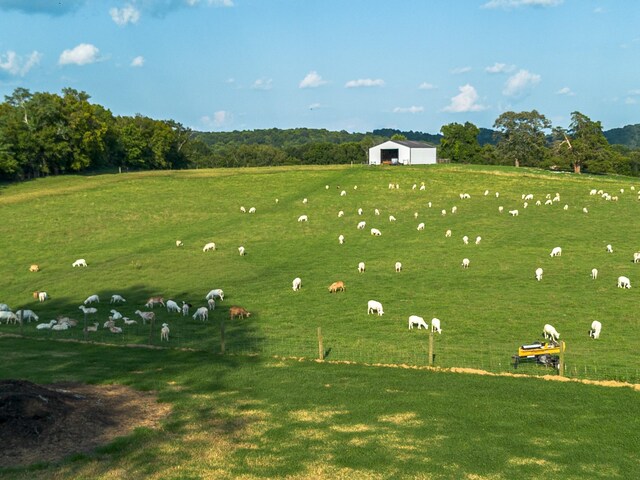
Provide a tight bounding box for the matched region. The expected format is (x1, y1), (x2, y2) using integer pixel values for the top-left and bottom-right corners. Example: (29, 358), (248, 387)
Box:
(493, 110), (551, 167)
(439, 122), (481, 163)
(567, 111), (613, 174)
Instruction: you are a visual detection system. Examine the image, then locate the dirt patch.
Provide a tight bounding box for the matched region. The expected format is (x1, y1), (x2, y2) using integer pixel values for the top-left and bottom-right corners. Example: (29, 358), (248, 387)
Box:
(0, 379), (171, 468)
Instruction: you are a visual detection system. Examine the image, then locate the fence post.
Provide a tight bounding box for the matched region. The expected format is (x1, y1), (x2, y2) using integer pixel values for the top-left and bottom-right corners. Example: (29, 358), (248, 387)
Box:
(428, 329), (434, 366)
(83, 312), (88, 341)
(317, 327), (324, 360)
(558, 341), (565, 376)
(148, 315), (155, 345)
(220, 319), (225, 355)
(19, 310), (23, 336)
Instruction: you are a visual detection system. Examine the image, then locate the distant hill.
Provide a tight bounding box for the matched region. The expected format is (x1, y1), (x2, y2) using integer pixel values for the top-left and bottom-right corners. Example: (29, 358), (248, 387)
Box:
(604, 124), (640, 148)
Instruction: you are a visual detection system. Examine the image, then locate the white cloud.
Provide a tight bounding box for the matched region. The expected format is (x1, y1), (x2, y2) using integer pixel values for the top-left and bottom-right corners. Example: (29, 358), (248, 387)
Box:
(555, 86), (575, 96)
(58, 43), (100, 66)
(393, 106), (424, 114)
(187, 0), (234, 6)
(593, 7), (605, 13)
(418, 82), (436, 90)
(625, 97), (637, 105)
(299, 71), (326, 88)
(0, 50), (42, 76)
(443, 84), (487, 113)
(251, 78), (273, 90)
(450, 66), (472, 74)
(345, 78), (385, 88)
(502, 69), (541, 96)
(110, 4), (140, 25)
(482, 0), (563, 8)
(485, 62), (515, 74)
(201, 110), (231, 128)
(628, 89), (640, 95)
(130, 56), (144, 67)
(308, 103), (322, 110)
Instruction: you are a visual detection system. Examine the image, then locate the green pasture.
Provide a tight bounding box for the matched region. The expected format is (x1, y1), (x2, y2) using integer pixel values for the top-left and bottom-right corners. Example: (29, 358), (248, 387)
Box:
(0, 165), (639, 381)
(1, 337), (639, 479)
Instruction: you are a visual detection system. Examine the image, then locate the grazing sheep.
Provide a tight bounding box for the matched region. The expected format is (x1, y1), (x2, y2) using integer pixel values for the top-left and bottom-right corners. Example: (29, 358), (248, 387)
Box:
(203, 242), (216, 252)
(414, 212), (419, 219)
(357, 208), (363, 215)
(193, 307), (209, 322)
(238, 246), (246, 256)
(353, 185), (357, 190)
(72, 258), (88, 267)
(84, 294), (99, 305)
(357, 221), (366, 230)
(606, 244), (613, 253)
(292, 277), (302, 291)
(395, 262), (402, 273)
(338, 210), (344, 218)
(145, 296), (165, 308)
(135, 310), (155, 325)
(370, 228), (382, 236)
(412, 184), (417, 190)
(431, 318), (442, 334)
(524, 194), (534, 201)
(109, 309), (123, 320)
(498, 206), (504, 213)
(110, 294), (126, 303)
(509, 209), (518, 216)
(338, 234), (345, 244)
(589, 320), (602, 339)
(420, 185), (426, 191)
(461, 258), (470, 269)
(297, 215), (308, 222)
(230, 306), (251, 320)
(475, 236), (481, 245)
(29, 264), (40, 272)
(550, 247), (562, 257)
(176, 240), (184, 247)
(83, 322), (99, 333)
(16, 310), (38, 322)
(562, 204), (568, 210)
(36, 320), (57, 330)
(358, 262), (365, 273)
(78, 305), (98, 315)
(182, 301), (192, 317)
(166, 300), (181, 313)
(617, 276), (631, 289)
(389, 215), (396, 222)
(428, 202), (432, 208)
(302, 198), (308, 204)
(589, 189), (597, 195)
(207, 298), (216, 310)
(240, 206), (246, 213)
(495, 192), (500, 198)
(340, 190), (347, 196)
(441, 209), (447, 216)
(33, 291), (48, 302)
(591, 268), (598, 279)
(375, 208), (380, 216)
(249, 207), (256, 213)
(462, 235), (469, 245)
(161, 323), (170, 341)
(388, 183), (395, 189)
(206, 289), (224, 301)
(484, 190), (489, 196)
(328, 281), (345, 293)
(417, 223), (425, 231)
(535, 267), (543, 281)
(0, 303), (11, 311)
(367, 300), (384, 316)
(451, 206), (457, 214)
(445, 229), (452, 237)
(0, 311), (19, 324)
(409, 315), (428, 330)
(523, 202), (529, 209)
(542, 324), (560, 343)
(634, 252), (640, 263)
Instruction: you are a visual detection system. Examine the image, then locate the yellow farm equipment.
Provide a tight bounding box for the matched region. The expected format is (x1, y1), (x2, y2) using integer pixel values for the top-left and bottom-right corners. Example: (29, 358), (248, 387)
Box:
(512, 341), (565, 370)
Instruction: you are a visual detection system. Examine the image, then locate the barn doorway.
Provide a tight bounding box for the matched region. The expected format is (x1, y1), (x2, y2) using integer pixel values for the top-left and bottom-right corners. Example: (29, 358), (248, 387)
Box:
(381, 148), (399, 165)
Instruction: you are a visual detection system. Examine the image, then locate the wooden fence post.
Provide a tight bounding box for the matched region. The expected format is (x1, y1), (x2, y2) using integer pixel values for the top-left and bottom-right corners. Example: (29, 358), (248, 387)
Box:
(220, 319), (225, 355)
(558, 341), (565, 376)
(83, 312), (88, 342)
(148, 316), (155, 345)
(317, 327), (324, 360)
(428, 329), (434, 366)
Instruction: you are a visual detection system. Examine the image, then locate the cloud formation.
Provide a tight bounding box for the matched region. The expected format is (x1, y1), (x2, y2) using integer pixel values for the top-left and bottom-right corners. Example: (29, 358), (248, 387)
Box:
(502, 69), (541, 96)
(418, 82), (436, 90)
(299, 71), (326, 88)
(450, 66), (472, 74)
(251, 78), (273, 90)
(345, 78), (385, 88)
(0, 50), (41, 76)
(58, 43), (100, 66)
(0, 0), (85, 15)
(393, 106), (424, 114)
(482, 0), (563, 8)
(110, 4), (140, 25)
(485, 62), (515, 74)
(201, 110), (231, 128)
(130, 56), (144, 67)
(443, 84), (486, 112)
(555, 86), (575, 96)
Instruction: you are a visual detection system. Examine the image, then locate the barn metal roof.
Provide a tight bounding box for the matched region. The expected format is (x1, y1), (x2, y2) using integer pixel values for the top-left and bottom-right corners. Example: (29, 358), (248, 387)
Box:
(385, 140), (437, 148)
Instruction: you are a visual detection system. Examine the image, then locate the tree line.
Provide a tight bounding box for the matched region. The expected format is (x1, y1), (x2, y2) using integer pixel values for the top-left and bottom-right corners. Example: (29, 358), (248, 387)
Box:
(0, 87), (638, 181)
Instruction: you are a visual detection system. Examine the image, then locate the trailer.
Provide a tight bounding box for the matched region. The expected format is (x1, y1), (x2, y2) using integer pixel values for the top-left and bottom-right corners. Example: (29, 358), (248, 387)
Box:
(512, 341), (565, 370)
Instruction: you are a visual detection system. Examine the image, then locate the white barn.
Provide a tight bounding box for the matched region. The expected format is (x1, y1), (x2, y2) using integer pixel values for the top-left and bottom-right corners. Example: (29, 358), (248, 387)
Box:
(368, 140), (437, 166)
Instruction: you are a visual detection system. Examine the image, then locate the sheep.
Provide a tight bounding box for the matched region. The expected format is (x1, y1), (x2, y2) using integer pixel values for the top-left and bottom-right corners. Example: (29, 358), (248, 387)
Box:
(498, 206), (504, 213)
(419, 185), (426, 191)
(145, 296), (165, 308)
(409, 315), (428, 330)
(357, 221), (366, 230)
(203, 242), (216, 252)
(617, 276), (631, 289)
(33, 291), (48, 302)
(340, 190), (347, 197)
(238, 246), (246, 256)
(206, 289), (224, 301)
(166, 300), (181, 313)
(388, 183), (395, 190)
(326, 185), (330, 189)
(84, 294), (99, 304)
(292, 277), (302, 291)
(542, 324), (560, 343)
(338, 234), (345, 245)
(412, 183), (417, 190)
(0, 311), (18, 324)
(109, 325), (123, 334)
(395, 261), (402, 273)
(328, 281), (345, 293)
(591, 268), (598, 280)
(36, 320), (57, 330)
(161, 323), (170, 341)
(441, 209), (447, 216)
(357, 208), (363, 215)
(495, 192), (500, 198)
(207, 298), (216, 310)
(123, 317), (137, 325)
(431, 318), (442, 334)
(338, 210), (344, 218)
(462, 235), (469, 245)
(451, 206), (457, 214)
(589, 189), (598, 195)
(428, 202), (432, 208)
(0, 303), (10, 311)
(461, 258), (470, 269)
(395, 183), (399, 189)
(606, 244), (613, 253)
(524, 194), (534, 201)
(57, 317), (77, 327)
(240, 206), (246, 213)
(104, 318), (115, 329)
(389, 215), (396, 222)
(193, 307), (209, 321)
(230, 306), (251, 320)
(72, 258), (88, 267)
(353, 185), (358, 190)
(417, 223), (425, 231)
(475, 236), (482, 245)
(110, 294), (126, 303)
(414, 212), (419, 219)
(182, 301), (192, 316)
(484, 189), (489, 196)
(536, 200), (542, 206)
(563, 204), (568, 210)
(535, 267), (543, 281)
(523, 202), (528, 209)
(550, 247), (562, 257)
(375, 208), (380, 216)
(16, 310), (38, 322)
(445, 229), (452, 237)
(367, 300), (384, 316)
(370, 228), (382, 236)
(297, 215), (308, 222)
(509, 209), (518, 216)
(51, 322), (69, 331)
(176, 240), (184, 247)
(358, 262), (365, 273)
(135, 310), (155, 325)
(29, 264), (40, 272)
(589, 320), (602, 339)
(78, 305), (98, 315)
(83, 322), (99, 333)
(302, 198), (308, 204)
(109, 309), (123, 320)
(249, 207), (256, 213)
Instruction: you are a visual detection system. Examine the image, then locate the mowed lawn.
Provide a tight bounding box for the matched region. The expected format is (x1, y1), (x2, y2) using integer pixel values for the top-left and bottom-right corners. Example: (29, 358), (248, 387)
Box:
(0, 165), (639, 381)
(1, 337), (639, 479)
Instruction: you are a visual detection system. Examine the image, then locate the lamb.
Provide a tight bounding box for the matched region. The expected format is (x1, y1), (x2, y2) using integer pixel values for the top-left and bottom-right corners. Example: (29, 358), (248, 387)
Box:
(240, 206), (246, 213)
(338, 210), (344, 218)
(445, 229), (452, 237)
(358, 262), (365, 273)
(109, 325), (123, 334)
(182, 301), (192, 316)
(36, 320), (57, 330)
(408, 315), (428, 330)
(375, 209), (380, 216)
(51, 322), (69, 331)
(388, 215), (396, 222)
(203, 242), (216, 252)
(238, 246), (246, 256)
(0, 311), (18, 324)
(431, 318), (442, 334)
(633, 252), (640, 263)
(297, 215), (308, 222)
(542, 324), (560, 343)
(606, 244), (613, 253)
(78, 305), (98, 315)
(589, 320), (602, 339)
(461, 258), (470, 269)
(33, 291), (48, 302)
(509, 209), (519, 216)
(417, 223), (425, 231)
(206, 289), (224, 301)
(475, 236), (482, 245)
(338, 234), (345, 245)
(370, 228), (382, 236)
(535, 267), (543, 281)
(328, 281), (345, 293)
(591, 268), (598, 280)
(166, 300), (181, 313)
(29, 264), (40, 272)
(123, 317), (137, 325)
(340, 190), (347, 196)
(16, 310), (39, 322)
(367, 300), (384, 316)
(617, 276), (631, 289)
(462, 235), (469, 245)
(230, 306), (251, 320)
(161, 323), (170, 341)
(292, 277), (302, 291)
(208, 298), (216, 310)
(0, 303), (10, 311)
(193, 307), (208, 321)
(109, 309), (123, 320)
(83, 322), (99, 333)
(84, 294), (99, 304)
(72, 258), (88, 267)
(498, 206), (504, 213)
(110, 294), (126, 303)
(357, 221), (366, 230)
(357, 208), (363, 215)
(134, 310), (155, 325)
(176, 240), (184, 247)
(395, 262), (402, 273)
(145, 296), (165, 308)
(248, 207), (256, 213)
(550, 247), (562, 257)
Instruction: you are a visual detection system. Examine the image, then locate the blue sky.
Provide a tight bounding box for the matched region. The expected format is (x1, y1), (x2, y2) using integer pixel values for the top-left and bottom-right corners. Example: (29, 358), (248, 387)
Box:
(0, 0), (638, 133)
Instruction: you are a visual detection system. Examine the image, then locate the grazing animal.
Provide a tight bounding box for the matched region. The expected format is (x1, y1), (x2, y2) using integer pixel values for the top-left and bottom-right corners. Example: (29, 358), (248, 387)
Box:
(230, 306), (251, 320)
(357, 221), (366, 230)
(357, 208), (363, 215)
(240, 206), (246, 213)
(0, 311), (19, 324)
(110, 294), (126, 303)
(463, 235), (469, 245)
(633, 252), (640, 263)
(358, 262), (365, 273)
(292, 277), (302, 291)
(206, 289), (224, 301)
(0, 303), (11, 311)
(338, 234), (345, 244)
(109, 309), (123, 320)
(145, 296), (165, 308)
(606, 244), (613, 253)
(408, 315), (428, 330)
(498, 206), (504, 213)
(182, 302), (192, 316)
(123, 317), (137, 325)
(29, 264), (40, 272)
(134, 310), (155, 325)
(249, 207), (256, 213)
(238, 246), (246, 256)
(395, 262), (402, 273)
(617, 276), (631, 289)
(33, 291), (48, 302)
(328, 281), (345, 293)
(535, 267), (543, 281)
(375, 209), (380, 216)
(208, 298), (216, 310)
(475, 236), (482, 245)
(589, 320), (602, 339)
(431, 318), (442, 334)
(550, 247), (562, 257)
(78, 305), (98, 315)
(203, 242), (216, 252)
(542, 324), (560, 343)
(338, 210), (344, 218)
(445, 229), (452, 237)
(367, 300), (384, 316)
(72, 258), (88, 267)
(451, 206), (457, 214)
(16, 310), (38, 322)
(51, 322), (69, 331)
(509, 209), (519, 216)
(176, 240), (184, 247)
(161, 323), (170, 341)
(109, 326), (123, 334)
(340, 190), (346, 196)
(370, 228), (382, 236)
(461, 258), (470, 269)
(591, 268), (598, 280)
(84, 294), (99, 305)
(417, 223), (425, 231)
(389, 215), (396, 222)
(192, 307), (208, 321)
(441, 209), (446, 216)
(302, 198), (308, 204)
(297, 215), (308, 222)
(414, 212), (419, 219)
(166, 300), (181, 313)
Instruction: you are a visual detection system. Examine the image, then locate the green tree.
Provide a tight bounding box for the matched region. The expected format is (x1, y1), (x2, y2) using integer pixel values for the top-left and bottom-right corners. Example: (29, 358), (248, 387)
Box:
(439, 122), (481, 163)
(567, 111), (614, 174)
(493, 110), (551, 167)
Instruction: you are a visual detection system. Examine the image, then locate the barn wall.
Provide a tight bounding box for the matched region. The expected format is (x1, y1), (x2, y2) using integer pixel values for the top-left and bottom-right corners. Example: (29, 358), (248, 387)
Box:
(410, 148), (437, 165)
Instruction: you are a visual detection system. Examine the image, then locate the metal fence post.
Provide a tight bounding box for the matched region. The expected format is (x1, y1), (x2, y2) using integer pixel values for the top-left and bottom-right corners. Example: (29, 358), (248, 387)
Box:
(428, 329), (434, 366)
(318, 327), (324, 360)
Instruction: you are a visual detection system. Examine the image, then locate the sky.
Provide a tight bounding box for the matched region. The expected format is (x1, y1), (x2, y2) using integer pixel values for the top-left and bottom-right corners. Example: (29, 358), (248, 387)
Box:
(0, 0), (638, 134)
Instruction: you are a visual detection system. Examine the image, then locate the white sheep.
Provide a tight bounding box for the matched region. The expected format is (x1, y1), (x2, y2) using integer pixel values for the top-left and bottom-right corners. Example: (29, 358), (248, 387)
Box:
(617, 276), (631, 289)
(72, 258), (88, 267)
(451, 206), (457, 214)
(509, 209), (518, 216)
(589, 320), (602, 339)
(632, 252), (640, 263)
(412, 184), (417, 190)
(535, 267), (543, 281)
(109, 309), (123, 320)
(302, 198), (308, 204)
(110, 294), (126, 303)
(462, 235), (469, 245)
(338, 234), (345, 245)
(357, 221), (366, 230)
(123, 317), (137, 325)
(203, 242), (216, 252)
(431, 318), (442, 334)
(419, 185), (426, 191)
(297, 215), (308, 222)
(357, 208), (363, 215)
(338, 210), (344, 218)
(445, 229), (452, 237)
(498, 206), (504, 213)
(414, 212), (419, 219)
(358, 262), (365, 273)
(207, 298), (216, 310)
(0, 311), (18, 324)
(563, 204), (568, 210)
(240, 206), (246, 213)
(523, 202), (528, 209)
(182, 301), (191, 317)
(367, 300), (384, 316)
(292, 277), (302, 291)
(340, 190), (347, 197)
(417, 223), (425, 231)
(36, 320), (57, 330)
(16, 310), (38, 322)
(134, 310), (155, 325)
(238, 246), (246, 256)
(495, 192), (500, 198)
(78, 305), (97, 315)
(428, 202), (432, 208)
(52, 322), (69, 331)
(166, 300), (181, 313)
(461, 258), (470, 269)
(408, 315), (428, 330)
(370, 228), (382, 236)
(109, 325), (123, 334)
(591, 268), (598, 280)
(475, 236), (482, 245)
(375, 208), (380, 216)
(206, 289), (224, 301)
(249, 207), (256, 213)
(0, 303), (11, 311)
(606, 244), (613, 253)
(484, 189), (489, 196)
(37, 291), (48, 302)
(395, 262), (402, 273)
(176, 240), (184, 247)
(388, 215), (396, 222)
(193, 307), (208, 321)
(84, 294), (99, 305)
(550, 247), (562, 257)
(542, 324), (560, 343)
(83, 322), (99, 333)
(161, 323), (170, 341)
(441, 209), (447, 216)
